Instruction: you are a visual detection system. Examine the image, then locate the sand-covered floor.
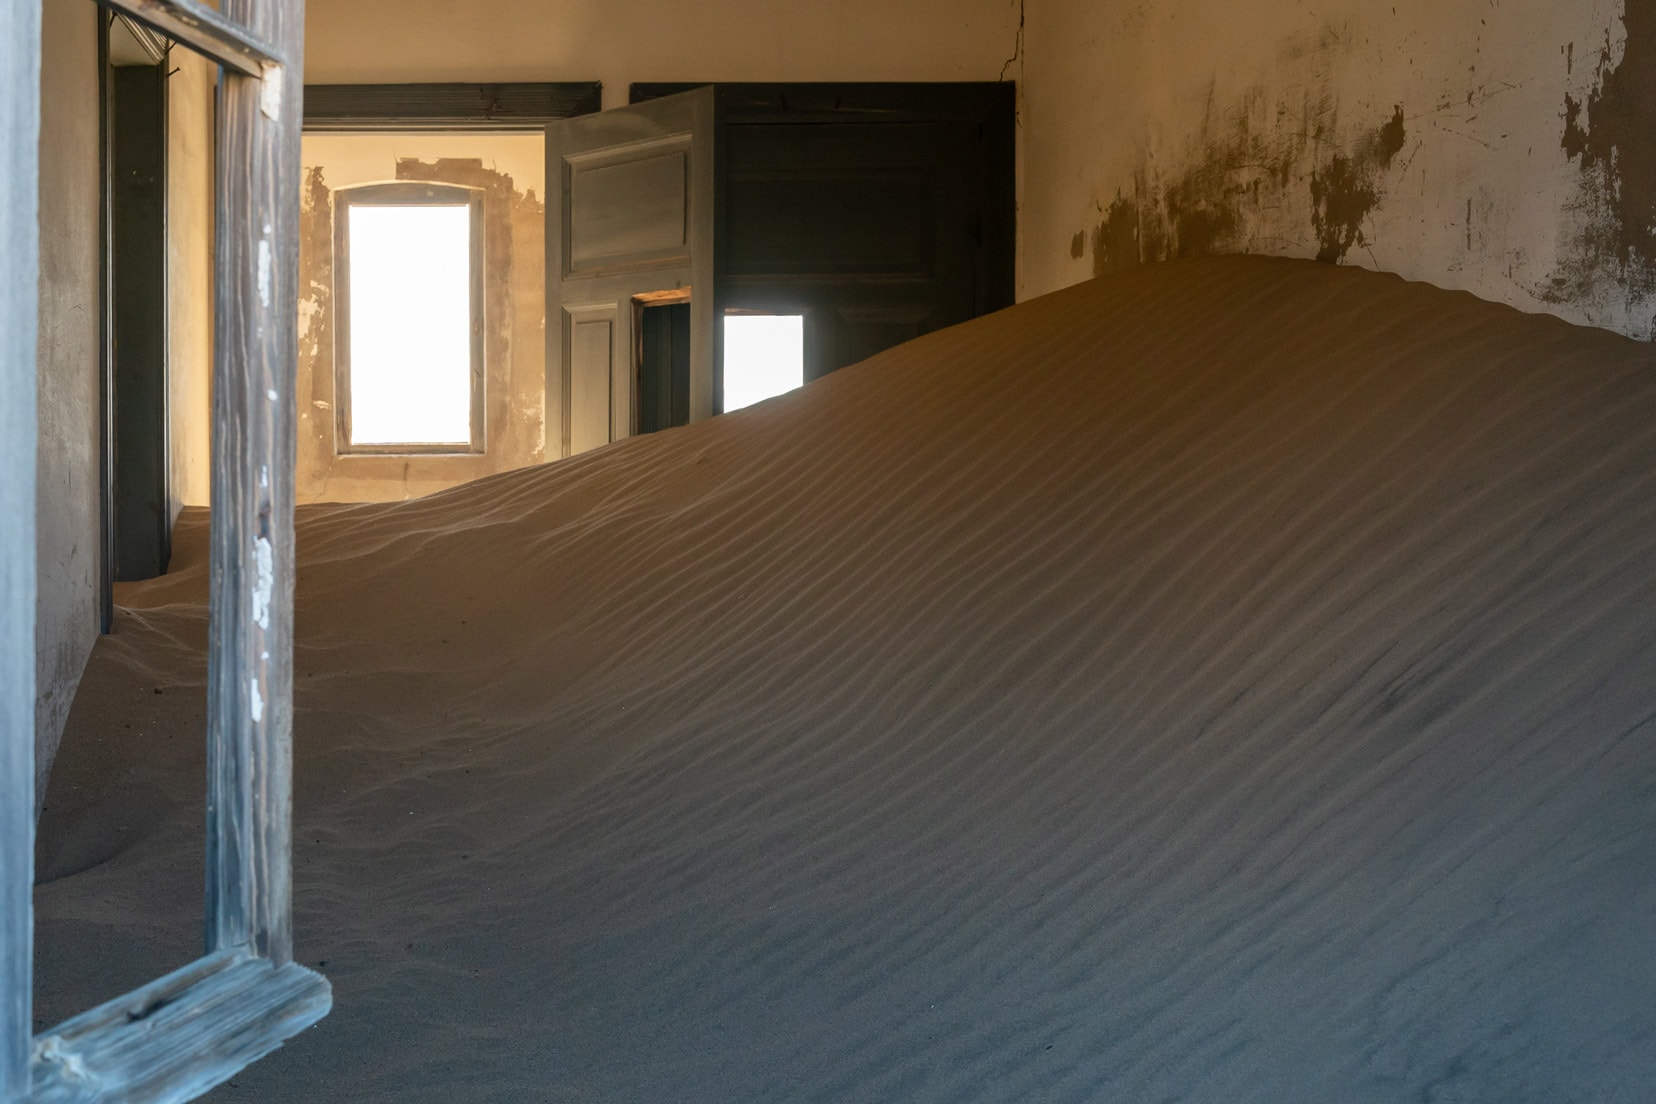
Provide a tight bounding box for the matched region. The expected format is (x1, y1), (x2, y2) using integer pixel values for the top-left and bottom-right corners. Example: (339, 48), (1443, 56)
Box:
(35, 256), (1656, 1102)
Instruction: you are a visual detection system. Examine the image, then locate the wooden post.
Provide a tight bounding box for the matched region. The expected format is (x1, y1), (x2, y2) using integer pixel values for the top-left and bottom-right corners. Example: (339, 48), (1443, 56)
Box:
(204, 0), (305, 964)
(1, 0), (42, 1097)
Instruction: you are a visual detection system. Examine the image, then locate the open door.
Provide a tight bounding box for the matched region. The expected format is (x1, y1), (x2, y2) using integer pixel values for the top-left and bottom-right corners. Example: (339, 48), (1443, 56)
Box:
(546, 87), (714, 457)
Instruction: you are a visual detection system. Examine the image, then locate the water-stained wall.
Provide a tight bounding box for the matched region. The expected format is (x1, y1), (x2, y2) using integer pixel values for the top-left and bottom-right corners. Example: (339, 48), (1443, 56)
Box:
(297, 133), (546, 503)
(1021, 0), (1656, 339)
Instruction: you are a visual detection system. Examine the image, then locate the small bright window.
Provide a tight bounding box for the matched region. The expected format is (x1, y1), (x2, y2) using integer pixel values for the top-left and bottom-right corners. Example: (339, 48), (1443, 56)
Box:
(335, 183), (484, 452)
(723, 312), (804, 412)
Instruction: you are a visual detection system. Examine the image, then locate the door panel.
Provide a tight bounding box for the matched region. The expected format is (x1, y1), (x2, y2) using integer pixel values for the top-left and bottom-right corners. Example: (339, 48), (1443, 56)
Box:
(565, 307), (616, 455)
(567, 142), (690, 272)
(547, 88), (713, 457)
(819, 303), (936, 380)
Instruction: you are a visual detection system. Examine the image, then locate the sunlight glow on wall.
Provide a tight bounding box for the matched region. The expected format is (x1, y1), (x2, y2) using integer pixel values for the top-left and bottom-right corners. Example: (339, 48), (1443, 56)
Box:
(347, 205), (473, 446)
(723, 313), (804, 413)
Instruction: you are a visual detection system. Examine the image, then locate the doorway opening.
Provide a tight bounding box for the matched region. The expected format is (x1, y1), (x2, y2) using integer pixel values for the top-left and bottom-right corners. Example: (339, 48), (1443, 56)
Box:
(722, 310), (804, 413)
(635, 289), (693, 436)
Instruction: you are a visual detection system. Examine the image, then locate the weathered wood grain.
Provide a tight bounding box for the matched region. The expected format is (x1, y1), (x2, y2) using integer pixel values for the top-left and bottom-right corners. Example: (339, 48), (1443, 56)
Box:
(91, 0), (281, 77)
(1, 1), (42, 1098)
(28, 952), (329, 1104)
(205, 0), (305, 965)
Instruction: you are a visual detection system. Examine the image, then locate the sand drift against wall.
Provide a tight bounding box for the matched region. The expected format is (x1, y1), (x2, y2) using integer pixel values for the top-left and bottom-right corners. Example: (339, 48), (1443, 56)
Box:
(36, 257), (1656, 1102)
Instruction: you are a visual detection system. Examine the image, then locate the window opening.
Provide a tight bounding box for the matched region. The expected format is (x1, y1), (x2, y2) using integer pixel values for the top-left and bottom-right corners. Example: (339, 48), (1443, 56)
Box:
(722, 311), (804, 413)
(334, 182), (484, 453)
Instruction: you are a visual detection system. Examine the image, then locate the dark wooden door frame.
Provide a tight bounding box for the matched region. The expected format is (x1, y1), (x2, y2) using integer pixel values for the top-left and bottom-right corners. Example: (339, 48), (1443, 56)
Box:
(109, 59), (171, 582)
(99, 12), (178, 615)
(632, 82), (1016, 415)
(629, 83), (1016, 313)
(303, 82), (601, 131)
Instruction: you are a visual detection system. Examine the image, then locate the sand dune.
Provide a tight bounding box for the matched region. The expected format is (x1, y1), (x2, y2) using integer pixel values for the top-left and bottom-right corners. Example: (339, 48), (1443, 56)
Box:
(35, 256), (1656, 1102)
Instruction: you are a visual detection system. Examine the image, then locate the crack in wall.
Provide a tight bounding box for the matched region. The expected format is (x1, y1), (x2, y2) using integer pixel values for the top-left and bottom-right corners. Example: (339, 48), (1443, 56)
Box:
(999, 0), (1025, 83)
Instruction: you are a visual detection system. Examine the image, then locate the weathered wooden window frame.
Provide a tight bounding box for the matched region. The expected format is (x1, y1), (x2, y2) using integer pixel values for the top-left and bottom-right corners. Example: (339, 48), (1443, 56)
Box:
(331, 181), (488, 456)
(4, 1), (330, 1102)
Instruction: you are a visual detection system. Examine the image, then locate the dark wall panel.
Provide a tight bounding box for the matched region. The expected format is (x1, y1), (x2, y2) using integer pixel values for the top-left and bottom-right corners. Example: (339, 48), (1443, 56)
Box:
(632, 83), (1015, 401)
(110, 63), (169, 581)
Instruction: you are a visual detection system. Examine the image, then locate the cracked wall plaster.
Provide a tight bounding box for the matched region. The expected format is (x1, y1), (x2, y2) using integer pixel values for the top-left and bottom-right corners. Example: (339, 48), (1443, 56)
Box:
(1022, 0), (1652, 339)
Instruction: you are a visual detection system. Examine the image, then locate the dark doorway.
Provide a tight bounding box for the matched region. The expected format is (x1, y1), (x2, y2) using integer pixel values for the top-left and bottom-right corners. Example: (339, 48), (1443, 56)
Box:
(632, 82), (1015, 413)
(106, 25), (171, 583)
(548, 84), (1013, 456)
(636, 299), (692, 435)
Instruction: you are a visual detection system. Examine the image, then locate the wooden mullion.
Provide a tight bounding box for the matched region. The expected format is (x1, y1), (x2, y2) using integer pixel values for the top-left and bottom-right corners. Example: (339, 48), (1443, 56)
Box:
(92, 0), (281, 78)
(204, 0), (304, 964)
(2, 0), (43, 1098)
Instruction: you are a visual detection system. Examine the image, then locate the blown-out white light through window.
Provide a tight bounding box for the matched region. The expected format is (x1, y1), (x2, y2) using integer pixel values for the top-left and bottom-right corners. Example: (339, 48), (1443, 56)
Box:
(347, 204), (473, 445)
(723, 313), (804, 412)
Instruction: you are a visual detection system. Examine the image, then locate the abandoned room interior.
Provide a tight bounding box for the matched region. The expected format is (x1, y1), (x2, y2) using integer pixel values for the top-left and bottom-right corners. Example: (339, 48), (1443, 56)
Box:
(4, 0), (1656, 1101)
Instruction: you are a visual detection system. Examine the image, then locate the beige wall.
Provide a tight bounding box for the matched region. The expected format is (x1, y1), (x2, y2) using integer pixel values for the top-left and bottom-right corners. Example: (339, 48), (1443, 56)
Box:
(34, 22), (218, 800)
(167, 51), (215, 511)
(1021, 0), (1656, 339)
(297, 133), (547, 503)
(35, 0), (102, 803)
(303, 0), (1024, 108)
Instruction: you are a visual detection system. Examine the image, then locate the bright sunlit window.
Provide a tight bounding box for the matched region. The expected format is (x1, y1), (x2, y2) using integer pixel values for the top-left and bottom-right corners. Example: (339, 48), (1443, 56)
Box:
(723, 312), (804, 413)
(337, 184), (483, 451)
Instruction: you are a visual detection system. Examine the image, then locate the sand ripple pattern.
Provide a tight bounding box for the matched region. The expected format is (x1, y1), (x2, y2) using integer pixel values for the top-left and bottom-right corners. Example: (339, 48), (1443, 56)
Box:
(35, 256), (1656, 1102)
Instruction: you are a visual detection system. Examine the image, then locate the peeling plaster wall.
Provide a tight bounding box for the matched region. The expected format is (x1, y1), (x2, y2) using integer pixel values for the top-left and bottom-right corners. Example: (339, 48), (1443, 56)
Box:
(304, 0), (1022, 109)
(1021, 0), (1656, 339)
(35, 0), (102, 803)
(297, 133), (546, 503)
(167, 51), (215, 511)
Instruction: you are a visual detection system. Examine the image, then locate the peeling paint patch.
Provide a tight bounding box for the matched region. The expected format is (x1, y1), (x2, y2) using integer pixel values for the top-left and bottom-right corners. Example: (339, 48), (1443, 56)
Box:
(1078, 84), (1307, 272)
(1554, 0), (1656, 306)
(257, 237), (272, 308)
(1090, 194), (1142, 276)
(1310, 106), (1406, 264)
(251, 535), (274, 631)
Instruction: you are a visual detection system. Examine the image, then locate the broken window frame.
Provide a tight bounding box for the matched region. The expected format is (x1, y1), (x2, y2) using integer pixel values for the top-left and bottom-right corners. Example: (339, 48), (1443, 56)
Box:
(331, 181), (488, 456)
(4, 1), (330, 1102)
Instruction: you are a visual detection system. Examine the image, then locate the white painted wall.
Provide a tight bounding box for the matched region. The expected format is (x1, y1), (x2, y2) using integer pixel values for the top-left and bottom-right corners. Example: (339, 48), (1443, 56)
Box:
(303, 0), (1024, 108)
(35, 0), (103, 804)
(1021, 0), (1656, 339)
